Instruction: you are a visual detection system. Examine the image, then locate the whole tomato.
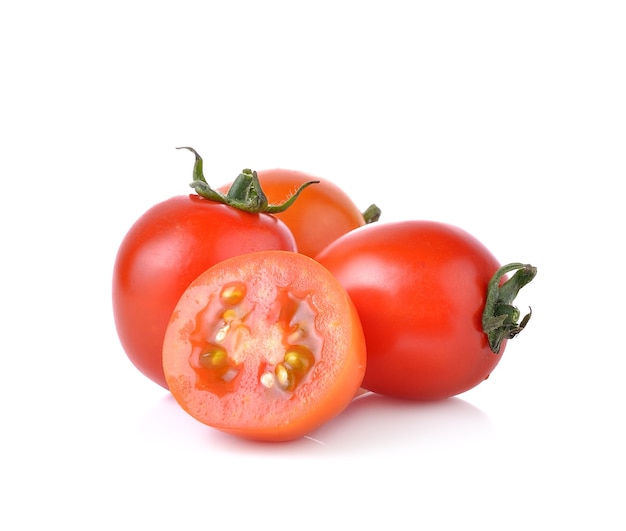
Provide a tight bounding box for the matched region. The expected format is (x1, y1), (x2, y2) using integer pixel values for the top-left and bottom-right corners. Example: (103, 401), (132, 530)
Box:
(219, 169), (380, 257)
(113, 148), (316, 389)
(315, 220), (536, 401)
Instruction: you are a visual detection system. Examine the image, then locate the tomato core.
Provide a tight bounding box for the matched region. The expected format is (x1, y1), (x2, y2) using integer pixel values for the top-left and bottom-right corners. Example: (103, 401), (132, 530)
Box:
(186, 281), (323, 398)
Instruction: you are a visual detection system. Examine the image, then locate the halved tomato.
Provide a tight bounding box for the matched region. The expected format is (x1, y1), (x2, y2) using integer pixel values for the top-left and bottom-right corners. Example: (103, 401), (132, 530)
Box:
(162, 250), (367, 441)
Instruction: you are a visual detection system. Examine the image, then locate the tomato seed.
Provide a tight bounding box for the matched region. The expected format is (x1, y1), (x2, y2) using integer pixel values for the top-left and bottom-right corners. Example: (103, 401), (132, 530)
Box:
(222, 309), (237, 322)
(284, 348), (314, 373)
(220, 282), (247, 306)
(260, 372), (275, 388)
(215, 323), (230, 342)
(275, 363), (294, 391)
(287, 325), (305, 344)
(199, 346), (228, 369)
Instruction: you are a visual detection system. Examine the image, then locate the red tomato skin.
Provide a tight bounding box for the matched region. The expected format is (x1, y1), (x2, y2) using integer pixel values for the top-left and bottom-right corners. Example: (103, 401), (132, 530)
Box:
(220, 169), (366, 258)
(112, 195), (297, 389)
(315, 220), (505, 401)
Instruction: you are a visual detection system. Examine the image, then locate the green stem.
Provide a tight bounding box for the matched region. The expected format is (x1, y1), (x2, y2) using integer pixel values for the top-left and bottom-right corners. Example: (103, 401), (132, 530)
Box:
(482, 262), (537, 354)
(362, 204), (381, 224)
(176, 147), (319, 214)
(264, 180), (319, 214)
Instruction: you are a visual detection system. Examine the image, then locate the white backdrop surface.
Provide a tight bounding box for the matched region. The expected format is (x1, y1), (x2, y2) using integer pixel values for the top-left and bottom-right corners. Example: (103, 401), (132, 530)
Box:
(1, 1), (624, 529)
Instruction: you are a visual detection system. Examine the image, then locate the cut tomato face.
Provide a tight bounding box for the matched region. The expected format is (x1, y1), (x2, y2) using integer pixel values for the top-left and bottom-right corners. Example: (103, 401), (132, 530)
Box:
(162, 250), (367, 441)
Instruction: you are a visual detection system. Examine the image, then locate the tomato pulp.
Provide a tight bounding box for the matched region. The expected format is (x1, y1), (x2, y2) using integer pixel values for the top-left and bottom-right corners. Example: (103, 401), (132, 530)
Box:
(112, 195), (297, 389)
(162, 250), (367, 441)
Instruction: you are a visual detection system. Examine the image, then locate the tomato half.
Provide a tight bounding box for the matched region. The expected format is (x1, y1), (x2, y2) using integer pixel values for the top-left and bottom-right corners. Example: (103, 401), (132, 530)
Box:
(315, 220), (535, 401)
(162, 250), (367, 441)
(219, 169), (378, 258)
(112, 195), (297, 389)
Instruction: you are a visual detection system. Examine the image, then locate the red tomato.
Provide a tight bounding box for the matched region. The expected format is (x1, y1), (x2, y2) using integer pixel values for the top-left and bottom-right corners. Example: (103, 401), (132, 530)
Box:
(315, 220), (535, 401)
(219, 169), (379, 257)
(112, 195), (297, 389)
(162, 250), (367, 441)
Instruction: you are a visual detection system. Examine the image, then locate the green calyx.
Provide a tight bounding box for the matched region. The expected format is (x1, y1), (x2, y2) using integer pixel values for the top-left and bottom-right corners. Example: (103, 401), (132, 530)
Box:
(482, 262), (537, 354)
(176, 146), (319, 214)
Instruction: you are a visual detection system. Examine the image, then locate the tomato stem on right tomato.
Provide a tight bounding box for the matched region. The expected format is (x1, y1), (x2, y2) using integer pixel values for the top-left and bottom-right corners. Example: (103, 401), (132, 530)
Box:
(482, 263), (537, 354)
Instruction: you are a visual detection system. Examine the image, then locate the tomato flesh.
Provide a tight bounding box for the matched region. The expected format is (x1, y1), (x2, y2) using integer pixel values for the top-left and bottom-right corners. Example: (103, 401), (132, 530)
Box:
(112, 195), (297, 389)
(162, 250), (367, 441)
(315, 220), (504, 401)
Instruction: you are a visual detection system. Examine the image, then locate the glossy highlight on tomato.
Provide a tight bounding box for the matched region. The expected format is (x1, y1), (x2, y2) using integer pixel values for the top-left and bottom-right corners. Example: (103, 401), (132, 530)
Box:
(112, 195), (297, 390)
(162, 250), (367, 441)
(315, 220), (535, 401)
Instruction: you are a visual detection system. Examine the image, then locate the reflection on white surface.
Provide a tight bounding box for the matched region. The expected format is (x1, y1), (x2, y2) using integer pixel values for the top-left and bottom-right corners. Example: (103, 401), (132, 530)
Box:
(137, 390), (494, 456)
(313, 392), (493, 451)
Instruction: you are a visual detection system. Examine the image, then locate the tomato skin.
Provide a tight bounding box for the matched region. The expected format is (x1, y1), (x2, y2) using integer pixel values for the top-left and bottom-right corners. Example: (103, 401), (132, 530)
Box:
(315, 220), (504, 401)
(219, 169), (366, 258)
(112, 195), (297, 389)
(162, 250), (366, 441)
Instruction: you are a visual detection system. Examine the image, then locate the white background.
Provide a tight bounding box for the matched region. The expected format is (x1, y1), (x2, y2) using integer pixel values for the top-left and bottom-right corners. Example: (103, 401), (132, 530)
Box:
(1, 1), (624, 528)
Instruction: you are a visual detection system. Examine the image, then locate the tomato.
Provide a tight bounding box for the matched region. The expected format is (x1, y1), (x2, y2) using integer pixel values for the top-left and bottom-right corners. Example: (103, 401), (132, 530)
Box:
(162, 250), (367, 441)
(315, 220), (536, 401)
(219, 169), (380, 257)
(112, 195), (297, 389)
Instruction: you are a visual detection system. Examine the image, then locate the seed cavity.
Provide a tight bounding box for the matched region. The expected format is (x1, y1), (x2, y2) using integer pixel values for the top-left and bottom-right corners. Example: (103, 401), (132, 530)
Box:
(287, 325), (305, 344)
(211, 283), (321, 395)
(221, 368), (239, 383)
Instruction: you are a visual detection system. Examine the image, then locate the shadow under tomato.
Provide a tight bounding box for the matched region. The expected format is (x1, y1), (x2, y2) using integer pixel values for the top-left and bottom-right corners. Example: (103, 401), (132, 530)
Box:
(138, 390), (493, 457)
(307, 392), (495, 454)
(138, 393), (336, 455)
